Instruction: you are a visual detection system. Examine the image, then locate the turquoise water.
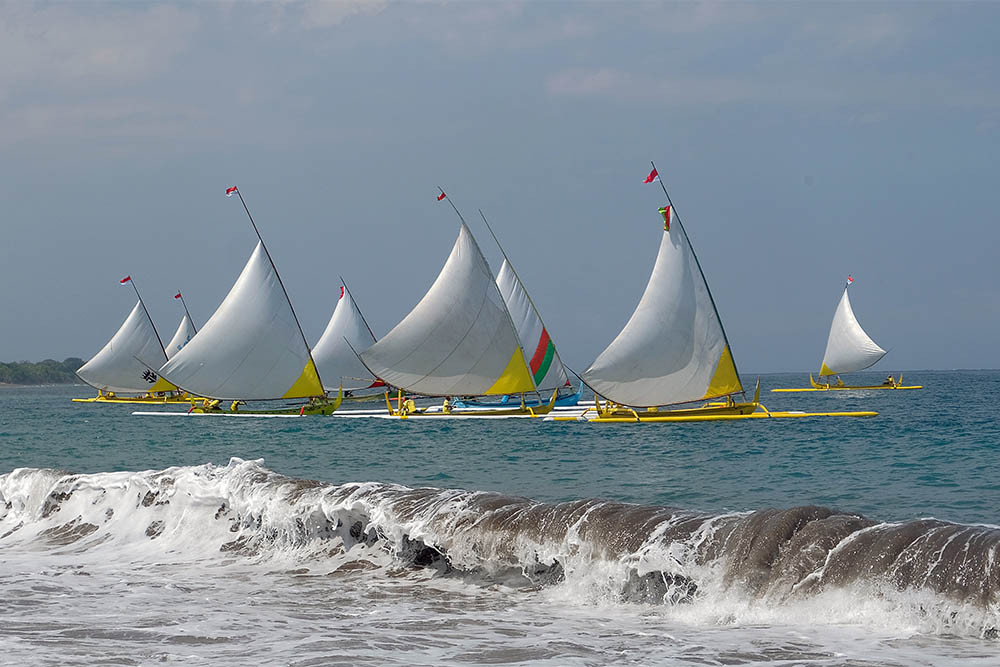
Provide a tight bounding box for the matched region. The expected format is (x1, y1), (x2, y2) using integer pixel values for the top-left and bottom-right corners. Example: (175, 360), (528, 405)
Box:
(3, 371), (997, 524)
(2, 371), (999, 665)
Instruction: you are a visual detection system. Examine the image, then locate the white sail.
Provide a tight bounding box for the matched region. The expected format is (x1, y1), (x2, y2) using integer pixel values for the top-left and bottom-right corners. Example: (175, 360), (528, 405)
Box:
(158, 241), (323, 400)
(361, 223), (535, 396)
(819, 287), (887, 376)
(77, 301), (175, 394)
(495, 258), (569, 391)
(312, 285), (377, 392)
(582, 206), (742, 407)
(164, 313), (196, 360)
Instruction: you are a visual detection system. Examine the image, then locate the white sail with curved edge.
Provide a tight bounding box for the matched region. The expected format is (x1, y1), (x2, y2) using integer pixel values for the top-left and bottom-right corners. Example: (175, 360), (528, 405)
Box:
(582, 206), (742, 407)
(157, 241), (322, 400)
(164, 313), (196, 360)
(312, 285), (377, 392)
(77, 301), (175, 394)
(495, 259), (569, 391)
(819, 287), (886, 376)
(361, 223), (535, 396)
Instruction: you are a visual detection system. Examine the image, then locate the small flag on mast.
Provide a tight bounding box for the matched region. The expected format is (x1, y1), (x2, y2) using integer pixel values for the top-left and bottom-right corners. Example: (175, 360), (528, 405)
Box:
(175, 292), (182, 299)
(643, 167), (658, 184)
(339, 286), (345, 299)
(120, 276), (131, 284)
(437, 191), (447, 201)
(846, 275), (854, 287)
(226, 186), (238, 197)
(658, 205), (671, 231)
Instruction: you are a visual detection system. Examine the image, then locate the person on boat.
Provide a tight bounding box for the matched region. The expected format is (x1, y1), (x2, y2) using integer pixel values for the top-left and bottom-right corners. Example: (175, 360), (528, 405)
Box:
(442, 396), (452, 414)
(835, 377), (845, 387)
(883, 375), (895, 386)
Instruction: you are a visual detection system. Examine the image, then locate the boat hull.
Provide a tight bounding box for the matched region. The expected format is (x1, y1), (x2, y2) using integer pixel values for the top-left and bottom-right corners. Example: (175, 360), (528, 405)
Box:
(771, 373), (922, 392)
(72, 393), (191, 404)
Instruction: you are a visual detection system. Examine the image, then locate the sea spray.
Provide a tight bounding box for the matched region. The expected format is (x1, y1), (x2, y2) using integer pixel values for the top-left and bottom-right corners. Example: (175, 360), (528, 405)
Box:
(2, 458), (998, 638)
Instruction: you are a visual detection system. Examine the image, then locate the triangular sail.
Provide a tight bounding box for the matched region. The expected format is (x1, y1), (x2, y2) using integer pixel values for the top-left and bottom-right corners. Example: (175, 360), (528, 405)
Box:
(158, 241), (323, 400)
(164, 313), (197, 360)
(582, 208), (743, 407)
(819, 287), (887, 376)
(495, 258), (569, 390)
(312, 284), (378, 392)
(361, 223), (535, 396)
(77, 301), (175, 394)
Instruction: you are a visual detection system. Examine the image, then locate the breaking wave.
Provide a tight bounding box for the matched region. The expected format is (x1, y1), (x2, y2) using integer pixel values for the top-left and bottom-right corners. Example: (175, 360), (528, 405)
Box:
(2, 458), (998, 637)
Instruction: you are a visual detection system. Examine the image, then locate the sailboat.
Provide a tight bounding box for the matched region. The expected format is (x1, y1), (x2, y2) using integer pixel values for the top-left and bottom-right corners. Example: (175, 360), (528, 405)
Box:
(771, 278), (921, 392)
(449, 211), (581, 409)
(164, 292), (197, 359)
(137, 186), (341, 416)
(311, 281), (384, 400)
(552, 163), (878, 422)
(73, 276), (187, 404)
(358, 192), (557, 418)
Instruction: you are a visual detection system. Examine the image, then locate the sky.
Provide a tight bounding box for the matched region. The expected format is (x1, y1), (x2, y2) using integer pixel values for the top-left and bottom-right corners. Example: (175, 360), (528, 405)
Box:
(1, 1), (998, 374)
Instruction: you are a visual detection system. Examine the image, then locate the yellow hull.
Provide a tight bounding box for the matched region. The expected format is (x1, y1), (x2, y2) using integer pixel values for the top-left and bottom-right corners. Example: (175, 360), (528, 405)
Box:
(72, 394), (191, 404)
(550, 409), (878, 422)
(550, 380), (877, 422)
(771, 373), (922, 392)
(771, 386), (922, 392)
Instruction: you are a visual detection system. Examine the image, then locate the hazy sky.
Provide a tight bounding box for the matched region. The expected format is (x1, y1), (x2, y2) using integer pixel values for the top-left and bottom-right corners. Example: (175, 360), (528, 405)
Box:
(2, 1), (997, 374)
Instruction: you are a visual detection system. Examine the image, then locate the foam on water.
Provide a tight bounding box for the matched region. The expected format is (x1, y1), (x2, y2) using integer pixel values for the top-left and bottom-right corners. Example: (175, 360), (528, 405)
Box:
(2, 458), (999, 664)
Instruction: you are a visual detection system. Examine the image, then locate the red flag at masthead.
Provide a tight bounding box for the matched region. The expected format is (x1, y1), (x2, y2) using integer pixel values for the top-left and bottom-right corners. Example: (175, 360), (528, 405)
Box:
(643, 168), (658, 184)
(226, 186), (238, 197)
(437, 191), (447, 201)
(120, 276), (131, 284)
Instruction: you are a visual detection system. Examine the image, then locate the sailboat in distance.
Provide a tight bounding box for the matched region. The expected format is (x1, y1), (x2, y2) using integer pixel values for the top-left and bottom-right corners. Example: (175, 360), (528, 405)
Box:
(73, 275), (185, 404)
(311, 280), (382, 396)
(150, 186), (341, 415)
(553, 163), (878, 422)
(165, 291), (197, 359)
(772, 277), (922, 392)
(359, 190), (557, 418)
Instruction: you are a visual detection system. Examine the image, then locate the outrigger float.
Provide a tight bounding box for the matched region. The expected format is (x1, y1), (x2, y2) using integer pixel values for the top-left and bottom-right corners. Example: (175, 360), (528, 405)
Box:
(772, 277), (921, 393)
(549, 380), (877, 422)
(560, 162), (879, 424)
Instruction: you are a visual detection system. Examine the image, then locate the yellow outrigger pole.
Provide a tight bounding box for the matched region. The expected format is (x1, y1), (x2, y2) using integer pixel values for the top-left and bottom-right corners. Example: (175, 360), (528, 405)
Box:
(549, 379), (878, 422)
(771, 373), (923, 393)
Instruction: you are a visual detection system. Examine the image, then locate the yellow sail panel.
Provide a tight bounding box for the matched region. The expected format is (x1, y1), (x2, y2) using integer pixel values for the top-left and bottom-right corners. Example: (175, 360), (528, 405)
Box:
(703, 346), (742, 399)
(819, 362), (835, 377)
(149, 376), (178, 393)
(282, 358), (323, 399)
(485, 348), (535, 395)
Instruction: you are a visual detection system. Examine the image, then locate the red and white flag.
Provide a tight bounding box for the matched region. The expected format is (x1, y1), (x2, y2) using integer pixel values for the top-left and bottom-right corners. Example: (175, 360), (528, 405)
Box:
(120, 276), (131, 284)
(226, 186), (238, 197)
(339, 286), (345, 299)
(846, 275), (854, 286)
(175, 292), (182, 299)
(437, 191), (447, 201)
(643, 167), (658, 184)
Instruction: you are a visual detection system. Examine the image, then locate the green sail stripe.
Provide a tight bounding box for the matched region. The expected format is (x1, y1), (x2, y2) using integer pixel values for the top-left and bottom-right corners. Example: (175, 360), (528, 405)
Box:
(532, 340), (555, 385)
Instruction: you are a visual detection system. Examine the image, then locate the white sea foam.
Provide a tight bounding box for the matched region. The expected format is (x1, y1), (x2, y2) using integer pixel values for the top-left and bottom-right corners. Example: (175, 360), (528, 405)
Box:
(1, 458), (999, 665)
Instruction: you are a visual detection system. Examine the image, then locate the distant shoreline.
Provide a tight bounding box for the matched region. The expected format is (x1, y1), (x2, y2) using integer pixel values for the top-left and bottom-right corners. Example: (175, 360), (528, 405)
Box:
(0, 358), (84, 385)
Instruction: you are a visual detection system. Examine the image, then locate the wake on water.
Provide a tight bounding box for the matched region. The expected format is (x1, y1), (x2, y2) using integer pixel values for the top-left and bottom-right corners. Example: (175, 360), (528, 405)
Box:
(1, 457), (998, 641)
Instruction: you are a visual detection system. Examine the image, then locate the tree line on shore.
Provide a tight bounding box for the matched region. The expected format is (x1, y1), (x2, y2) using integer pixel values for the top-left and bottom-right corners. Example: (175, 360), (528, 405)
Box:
(0, 358), (85, 384)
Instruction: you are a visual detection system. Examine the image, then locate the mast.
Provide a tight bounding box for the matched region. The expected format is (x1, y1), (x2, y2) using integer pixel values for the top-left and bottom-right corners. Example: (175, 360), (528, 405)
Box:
(438, 187), (536, 392)
(228, 186), (324, 392)
(125, 275), (167, 356)
(175, 292), (197, 333)
(648, 160), (745, 399)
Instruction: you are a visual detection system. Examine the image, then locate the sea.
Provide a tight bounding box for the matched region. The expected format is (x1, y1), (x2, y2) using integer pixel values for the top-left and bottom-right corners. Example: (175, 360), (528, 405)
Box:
(1, 370), (998, 666)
